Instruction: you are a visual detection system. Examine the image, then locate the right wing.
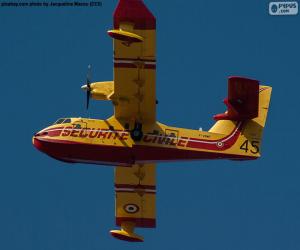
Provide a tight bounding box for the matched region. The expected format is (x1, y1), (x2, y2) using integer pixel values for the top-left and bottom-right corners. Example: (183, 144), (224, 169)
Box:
(110, 164), (156, 242)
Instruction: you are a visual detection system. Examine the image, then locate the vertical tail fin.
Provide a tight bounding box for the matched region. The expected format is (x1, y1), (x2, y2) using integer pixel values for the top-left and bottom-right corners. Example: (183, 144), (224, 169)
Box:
(210, 85), (272, 158)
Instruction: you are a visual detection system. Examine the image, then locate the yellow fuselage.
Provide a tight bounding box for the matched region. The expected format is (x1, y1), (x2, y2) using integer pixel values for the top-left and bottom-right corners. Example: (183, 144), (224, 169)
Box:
(33, 115), (258, 167)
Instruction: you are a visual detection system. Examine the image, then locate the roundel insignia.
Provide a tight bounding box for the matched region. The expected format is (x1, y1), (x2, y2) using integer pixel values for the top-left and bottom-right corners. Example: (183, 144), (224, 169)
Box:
(124, 204), (140, 214)
(216, 141), (224, 148)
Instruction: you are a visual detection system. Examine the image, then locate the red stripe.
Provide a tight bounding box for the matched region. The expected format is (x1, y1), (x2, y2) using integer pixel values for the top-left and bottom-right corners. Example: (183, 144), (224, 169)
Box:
(33, 134), (257, 167)
(36, 127), (64, 137)
(186, 122), (243, 150)
(182, 122), (242, 144)
(44, 127), (64, 132)
(187, 129), (241, 150)
(134, 145), (257, 162)
(33, 137), (134, 166)
(114, 57), (156, 62)
(48, 128), (64, 137)
(114, 63), (156, 69)
(115, 190), (156, 194)
(116, 217), (156, 228)
(259, 87), (269, 92)
(115, 184), (156, 190)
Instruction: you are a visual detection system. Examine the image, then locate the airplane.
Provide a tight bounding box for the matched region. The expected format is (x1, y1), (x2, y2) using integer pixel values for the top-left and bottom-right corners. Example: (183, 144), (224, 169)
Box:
(32, 0), (272, 243)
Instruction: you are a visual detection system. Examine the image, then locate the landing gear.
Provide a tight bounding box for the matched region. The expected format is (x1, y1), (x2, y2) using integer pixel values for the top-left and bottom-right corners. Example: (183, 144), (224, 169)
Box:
(110, 221), (144, 242)
(130, 122), (143, 141)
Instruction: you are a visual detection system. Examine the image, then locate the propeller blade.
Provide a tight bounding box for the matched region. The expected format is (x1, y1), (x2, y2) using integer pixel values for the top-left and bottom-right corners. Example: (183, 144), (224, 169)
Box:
(87, 64), (92, 86)
(85, 64), (92, 110)
(86, 90), (90, 110)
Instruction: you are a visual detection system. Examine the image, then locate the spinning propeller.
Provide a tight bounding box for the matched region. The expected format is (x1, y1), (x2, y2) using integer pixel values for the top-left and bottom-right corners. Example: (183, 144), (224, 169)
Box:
(81, 64), (92, 109)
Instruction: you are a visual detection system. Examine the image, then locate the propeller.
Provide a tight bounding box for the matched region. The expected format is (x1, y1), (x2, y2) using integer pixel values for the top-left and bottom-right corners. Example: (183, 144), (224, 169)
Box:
(81, 64), (92, 109)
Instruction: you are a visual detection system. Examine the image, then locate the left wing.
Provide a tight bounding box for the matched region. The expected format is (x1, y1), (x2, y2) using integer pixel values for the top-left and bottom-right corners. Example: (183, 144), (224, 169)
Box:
(110, 164), (156, 242)
(108, 0), (157, 124)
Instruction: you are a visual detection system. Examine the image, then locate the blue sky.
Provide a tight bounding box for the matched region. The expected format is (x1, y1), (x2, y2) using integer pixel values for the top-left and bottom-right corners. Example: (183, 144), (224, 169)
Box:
(0, 0), (300, 249)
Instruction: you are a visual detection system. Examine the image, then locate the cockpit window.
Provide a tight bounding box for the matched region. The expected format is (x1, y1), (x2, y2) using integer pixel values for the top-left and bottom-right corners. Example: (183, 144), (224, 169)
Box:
(63, 118), (71, 124)
(53, 118), (65, 125)
(53, 118), (72, 125)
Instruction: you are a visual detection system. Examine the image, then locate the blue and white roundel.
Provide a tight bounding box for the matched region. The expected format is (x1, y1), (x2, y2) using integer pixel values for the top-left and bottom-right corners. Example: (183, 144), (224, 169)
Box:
(124, 204), (140, 214)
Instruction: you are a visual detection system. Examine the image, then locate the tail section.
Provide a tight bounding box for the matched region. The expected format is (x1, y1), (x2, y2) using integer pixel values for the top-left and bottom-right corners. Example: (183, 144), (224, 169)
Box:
(210, 80), (272, 159)
(239, 85), (272, 157)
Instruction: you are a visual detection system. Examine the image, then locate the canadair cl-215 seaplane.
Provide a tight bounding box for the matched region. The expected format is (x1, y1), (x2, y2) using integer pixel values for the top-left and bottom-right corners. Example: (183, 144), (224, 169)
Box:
(33, 0), (272, 242)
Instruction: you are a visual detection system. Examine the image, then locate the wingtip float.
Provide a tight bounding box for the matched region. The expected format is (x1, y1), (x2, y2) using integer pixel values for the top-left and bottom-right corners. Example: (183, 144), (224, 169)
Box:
(33, 0), (272, 243)
(110, 222), (144, 242)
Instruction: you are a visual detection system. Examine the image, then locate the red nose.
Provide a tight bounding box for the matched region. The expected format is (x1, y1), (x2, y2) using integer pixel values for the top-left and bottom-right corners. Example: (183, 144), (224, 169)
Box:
(32, 137), (43, 152)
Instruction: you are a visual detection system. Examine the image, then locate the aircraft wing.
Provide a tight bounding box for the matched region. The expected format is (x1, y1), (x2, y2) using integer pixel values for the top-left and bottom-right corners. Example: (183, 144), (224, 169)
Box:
(108, 0), (156, 124)
(111, 164), (156, 241)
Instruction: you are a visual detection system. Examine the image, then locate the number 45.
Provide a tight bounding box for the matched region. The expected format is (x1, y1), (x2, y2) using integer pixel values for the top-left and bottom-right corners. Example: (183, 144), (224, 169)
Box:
(240, 140), (260, 154)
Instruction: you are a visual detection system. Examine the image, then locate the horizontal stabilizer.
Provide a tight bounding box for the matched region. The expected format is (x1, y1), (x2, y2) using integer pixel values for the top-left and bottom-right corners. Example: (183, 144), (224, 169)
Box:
(214, 77), (259, 121)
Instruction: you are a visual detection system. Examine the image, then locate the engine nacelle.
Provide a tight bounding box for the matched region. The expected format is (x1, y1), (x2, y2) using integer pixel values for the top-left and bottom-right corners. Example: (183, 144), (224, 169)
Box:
(82, 81), (114, 101)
